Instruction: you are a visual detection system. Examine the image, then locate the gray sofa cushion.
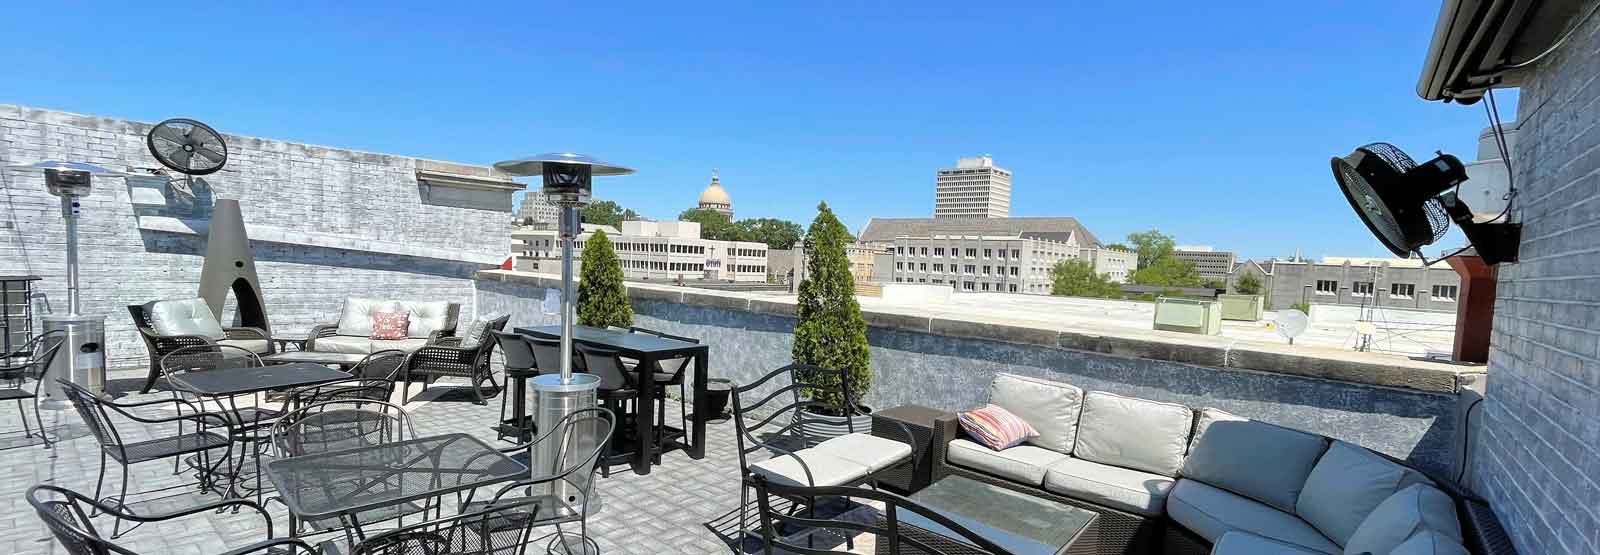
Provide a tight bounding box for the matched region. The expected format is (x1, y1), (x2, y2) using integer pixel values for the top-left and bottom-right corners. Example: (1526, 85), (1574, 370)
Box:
(1180, 408), (1328, 513)
(314, 336), (428, 355)
(946, 438), (1068, 486)
(1297, 441), (1428, 546)
(1042, 457), (1175, 517)
(457, 313), (507, 349)
(337, 298), (402, 337)
(813, 433), (912, 472)
(750, 450), (870, 488)
(398, 300), (453, 339)
(147, 299), (227, 341)
(1389, 530), (1469, 555)
(988, 373), (1083, 454)
(1212, 531), (1331, 555)
(217, 338), (270, 355)
(1073, 391), (1193, 476)
(1343, 484), (1462, 555)
(1167, 479), (1340, 554)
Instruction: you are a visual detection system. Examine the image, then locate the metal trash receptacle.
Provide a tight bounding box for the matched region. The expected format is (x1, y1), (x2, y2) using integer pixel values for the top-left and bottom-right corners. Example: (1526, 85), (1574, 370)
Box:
(41, 314), (105, 408)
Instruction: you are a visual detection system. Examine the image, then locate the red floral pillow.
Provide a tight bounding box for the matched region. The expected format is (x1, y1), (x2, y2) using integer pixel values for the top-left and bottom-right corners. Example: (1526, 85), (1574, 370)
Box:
(958, 404), (1038, 451)
(370, 310), (411, 340)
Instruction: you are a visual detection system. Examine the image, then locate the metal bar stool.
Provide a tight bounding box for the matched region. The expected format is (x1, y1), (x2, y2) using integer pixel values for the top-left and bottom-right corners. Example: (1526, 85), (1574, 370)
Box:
(491, 330), (538, 443)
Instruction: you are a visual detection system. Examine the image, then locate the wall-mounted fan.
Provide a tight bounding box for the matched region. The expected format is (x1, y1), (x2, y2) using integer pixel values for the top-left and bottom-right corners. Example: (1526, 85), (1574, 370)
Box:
(1330, 143), (1519, 265)
(146, 118), (228, 192)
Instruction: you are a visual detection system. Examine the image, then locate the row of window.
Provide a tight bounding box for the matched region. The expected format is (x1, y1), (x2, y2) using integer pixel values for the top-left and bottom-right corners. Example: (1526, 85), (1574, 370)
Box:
(624, 260), (703, 272)
(1313, 280), (1457, 301)
(733, 248), (767, 257)
(895, 262), (1021, 277)
(897, 246), (1025, 259)
(611, 242), (707, 255)
(733, 265), (766, 274)
(893, 278), (1022, 293)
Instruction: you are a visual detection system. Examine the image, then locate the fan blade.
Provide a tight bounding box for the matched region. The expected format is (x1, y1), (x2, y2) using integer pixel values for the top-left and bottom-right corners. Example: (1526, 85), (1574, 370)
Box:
(192, 144), (226, 166)
(165, 146), (194, 170)
(152, 124), (190, 146)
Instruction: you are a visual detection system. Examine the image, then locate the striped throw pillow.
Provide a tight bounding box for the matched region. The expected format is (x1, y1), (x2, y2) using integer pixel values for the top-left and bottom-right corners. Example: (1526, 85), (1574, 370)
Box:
(958, 404), (1038, 451)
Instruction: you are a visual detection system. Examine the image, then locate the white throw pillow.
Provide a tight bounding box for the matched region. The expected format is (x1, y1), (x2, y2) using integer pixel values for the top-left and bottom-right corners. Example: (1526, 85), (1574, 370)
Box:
(988, 373), (1083, 454)
(1180, 408), (1328, 513)
(1072, 391), (1194, 476)
(1344, 484), (1462, 555)
(1296, 441), (1410, 545)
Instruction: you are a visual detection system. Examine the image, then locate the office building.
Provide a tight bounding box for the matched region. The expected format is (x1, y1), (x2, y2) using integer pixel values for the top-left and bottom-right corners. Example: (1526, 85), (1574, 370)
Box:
(511, 220), (768, 282)
(515, 191), (560, 228)
(934, 155), (1011, 219)
(1173, 246), (1237, 283)
(1079, 246), (1138, 283)
(881, 232), (1083, 294)
(1231, 256), (1462, 312)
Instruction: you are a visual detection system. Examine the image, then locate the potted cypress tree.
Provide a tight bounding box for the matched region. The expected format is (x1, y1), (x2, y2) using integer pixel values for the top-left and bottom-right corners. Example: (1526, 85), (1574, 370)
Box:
(791, 202), (873, 440)
(577, 230), (633, 328)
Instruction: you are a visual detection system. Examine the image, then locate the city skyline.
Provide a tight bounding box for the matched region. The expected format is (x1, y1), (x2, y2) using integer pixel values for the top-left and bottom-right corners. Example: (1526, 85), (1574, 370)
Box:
(5, 1), (1504, 261)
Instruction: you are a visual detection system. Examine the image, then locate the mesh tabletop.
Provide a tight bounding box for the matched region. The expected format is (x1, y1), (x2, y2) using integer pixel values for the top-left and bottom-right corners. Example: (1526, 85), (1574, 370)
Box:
(901, 475), (1096, 555)
(261, 351), (369, 366)
(168, 363), (351, 396)
(265, 433), (527, 520)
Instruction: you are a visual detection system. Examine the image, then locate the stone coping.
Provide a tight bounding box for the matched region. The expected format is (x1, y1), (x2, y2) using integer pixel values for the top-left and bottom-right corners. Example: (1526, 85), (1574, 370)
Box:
(475, 269), (1479, 394)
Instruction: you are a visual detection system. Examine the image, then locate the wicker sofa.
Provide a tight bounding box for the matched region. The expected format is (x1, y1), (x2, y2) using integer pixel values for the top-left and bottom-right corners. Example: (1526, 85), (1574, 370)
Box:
(928, 373), (1515, 555)
(303, 298), (460, 354)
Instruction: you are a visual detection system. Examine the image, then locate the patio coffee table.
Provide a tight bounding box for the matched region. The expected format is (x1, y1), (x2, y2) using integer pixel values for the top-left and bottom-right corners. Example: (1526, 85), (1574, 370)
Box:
(877, 474), (1098, 555)
(262, 350), (369, 370)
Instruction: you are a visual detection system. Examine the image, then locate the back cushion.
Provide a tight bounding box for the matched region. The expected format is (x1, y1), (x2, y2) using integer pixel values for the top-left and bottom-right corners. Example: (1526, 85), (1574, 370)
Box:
(337, 298), (401, 337)
(1343, 484), (1462, 555)
(1297, 441), (1427, 546)
(1180, 408), (1328, 513)
(1072, 391), (1194, 476)
(988, 373), (1083, 454)
(398, 301), (453, 338)
(147, 299), (227, 341)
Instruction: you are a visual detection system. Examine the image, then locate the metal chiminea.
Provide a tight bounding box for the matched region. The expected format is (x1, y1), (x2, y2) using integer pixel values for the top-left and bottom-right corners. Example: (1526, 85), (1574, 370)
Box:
(5, 161), (125, 405)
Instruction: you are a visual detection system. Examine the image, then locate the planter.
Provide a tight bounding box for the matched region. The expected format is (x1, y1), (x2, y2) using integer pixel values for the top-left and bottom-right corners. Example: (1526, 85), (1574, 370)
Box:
(796, 405), (874, 444)
(701, 378), (734, 420)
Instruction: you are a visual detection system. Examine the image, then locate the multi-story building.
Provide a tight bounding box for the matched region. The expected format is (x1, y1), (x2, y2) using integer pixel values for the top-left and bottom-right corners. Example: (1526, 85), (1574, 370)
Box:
(1079, 246), (1138, 283)
(1173, 246), (1237, 283)
(515, 191), (560, 228)
(1231, 256), (1462, 312)
(772, 243), (891, 292)
(882, 233), (1082, 294)
(511, 220), (768, 282)
(934, 156), (1011, 219)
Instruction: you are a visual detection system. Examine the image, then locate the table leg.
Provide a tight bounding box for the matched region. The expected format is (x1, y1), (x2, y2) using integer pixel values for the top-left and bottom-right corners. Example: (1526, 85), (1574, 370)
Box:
(634, 355), (656, 475)
(691, 350), (707, 459)
(513, 376), (529, 441)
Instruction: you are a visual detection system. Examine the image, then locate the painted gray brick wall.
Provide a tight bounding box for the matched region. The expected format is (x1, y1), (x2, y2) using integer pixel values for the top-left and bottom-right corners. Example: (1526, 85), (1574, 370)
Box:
(0, 105), (504, 368)
(1472, 5), (1600, 554)
(475, 277), (1459, 476)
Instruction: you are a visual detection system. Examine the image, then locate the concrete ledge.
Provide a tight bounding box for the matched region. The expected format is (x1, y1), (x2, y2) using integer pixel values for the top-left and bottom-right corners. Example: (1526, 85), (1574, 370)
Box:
(141, 216), (505, 265)
(474, 269), (1473, 394)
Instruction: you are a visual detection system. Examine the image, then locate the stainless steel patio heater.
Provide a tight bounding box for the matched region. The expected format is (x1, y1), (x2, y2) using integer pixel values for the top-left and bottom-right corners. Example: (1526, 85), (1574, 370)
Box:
(4, 161), (124, 407)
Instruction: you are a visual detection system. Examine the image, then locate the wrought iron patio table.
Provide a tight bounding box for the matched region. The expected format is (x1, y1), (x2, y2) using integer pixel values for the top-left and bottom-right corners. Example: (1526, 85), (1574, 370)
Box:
(262, 350), (370, 370)
(877, 474), (1099, 555)
(515, 324), (710, 475)
(264, 432), (527, 539)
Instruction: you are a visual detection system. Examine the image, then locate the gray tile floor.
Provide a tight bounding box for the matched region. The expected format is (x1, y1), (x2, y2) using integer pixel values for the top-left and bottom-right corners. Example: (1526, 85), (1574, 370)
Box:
(0, 368), (767, 555)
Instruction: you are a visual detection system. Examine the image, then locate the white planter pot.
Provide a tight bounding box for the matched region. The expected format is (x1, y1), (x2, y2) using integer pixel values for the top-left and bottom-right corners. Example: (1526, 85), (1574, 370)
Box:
(795, 407), (874, 444)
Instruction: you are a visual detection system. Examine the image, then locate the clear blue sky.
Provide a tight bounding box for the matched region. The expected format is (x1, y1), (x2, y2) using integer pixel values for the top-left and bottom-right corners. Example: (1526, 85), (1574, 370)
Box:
(2, 2), (1510, 260)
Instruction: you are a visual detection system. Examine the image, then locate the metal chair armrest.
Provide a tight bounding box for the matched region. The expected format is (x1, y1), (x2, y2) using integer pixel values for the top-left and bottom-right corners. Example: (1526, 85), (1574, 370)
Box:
(427, 328), (456, 343)
(224, 326), (270, 341)
(304, 324), (339, 351)
(83, 494), (276, 537)
(220, 538), (319, 555)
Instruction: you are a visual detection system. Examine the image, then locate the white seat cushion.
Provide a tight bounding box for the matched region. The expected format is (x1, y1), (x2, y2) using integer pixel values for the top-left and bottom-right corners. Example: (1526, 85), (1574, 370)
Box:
(749, 450), (871, 488)
(315, 336), (430, 355)
(1167, 479), (1340, 554)
(946, 439), (1068, 486)
(988, 373), (1083, 454)
(1296, 441), (1433, 546)
(812, 433), (912, 472)
(397, 301), (453, 339)
(1072, 391), (1194, 477)
(1042, 457), (1175, 517)
(1343, 484), (1462, 555)
(217, 338), (270, 354)
(1180, 408), (1328, 513)
(1212, 531), (1332, 555)
(147, 299), (227, 340)
(373, 338), (429, 353)
(337, 298), (403, 337)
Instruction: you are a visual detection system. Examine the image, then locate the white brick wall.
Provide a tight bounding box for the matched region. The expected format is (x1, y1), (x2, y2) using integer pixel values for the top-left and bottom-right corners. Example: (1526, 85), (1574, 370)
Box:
(0, 105), (506, 368)
(1473, 4), (1600, 554)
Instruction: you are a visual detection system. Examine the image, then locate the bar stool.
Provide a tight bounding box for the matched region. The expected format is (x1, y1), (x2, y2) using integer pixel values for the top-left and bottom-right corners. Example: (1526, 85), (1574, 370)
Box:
(628, 326), (699, 461)
(492, 331), (538, 443)
(575, 343), (640, 477)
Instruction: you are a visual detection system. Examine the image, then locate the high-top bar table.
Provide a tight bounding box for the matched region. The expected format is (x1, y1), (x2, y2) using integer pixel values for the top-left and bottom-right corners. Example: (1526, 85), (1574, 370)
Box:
(515, 324), (709, 475)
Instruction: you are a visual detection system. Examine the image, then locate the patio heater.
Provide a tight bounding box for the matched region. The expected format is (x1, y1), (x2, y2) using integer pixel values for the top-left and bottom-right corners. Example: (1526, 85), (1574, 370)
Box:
(4, 161), (124, 407)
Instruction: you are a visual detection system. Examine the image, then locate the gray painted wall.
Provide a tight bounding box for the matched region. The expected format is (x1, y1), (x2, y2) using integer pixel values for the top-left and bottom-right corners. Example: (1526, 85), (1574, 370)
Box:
(475, 276), (1459, 476)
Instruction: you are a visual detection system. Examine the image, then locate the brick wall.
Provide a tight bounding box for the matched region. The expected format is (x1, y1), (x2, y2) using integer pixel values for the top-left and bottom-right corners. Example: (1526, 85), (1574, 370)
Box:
(0, 105), (507, 368)
(1472, 4), (1600, 554)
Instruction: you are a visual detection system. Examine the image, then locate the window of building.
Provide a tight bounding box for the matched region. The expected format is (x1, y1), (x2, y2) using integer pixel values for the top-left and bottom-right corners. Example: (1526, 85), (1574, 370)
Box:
(1432, 284), (1458, 301)
(983, 249), (992, 258)
(964, 264), (975, 274)
(962, 281), (975, 291)
(934, 247), (945, 256)
(998, 250), (1007, 260)
(1009, 284), (1018, 292)
(965, 248), (977, 258)
(895, 262), (903, 270)
(933, 263), (943, 272)
(982, 265), (991, 275)
(1390, 283), (1415, 298)
(919, 263), (927, 271)
(1011, 249), (1021, 258)
(897, 246), (904, 255)
(981, 283), (991, 291)
(1352, 281), (1374, 296)
(1315, 280), (1338, 294)
(920, 247), (928, 256)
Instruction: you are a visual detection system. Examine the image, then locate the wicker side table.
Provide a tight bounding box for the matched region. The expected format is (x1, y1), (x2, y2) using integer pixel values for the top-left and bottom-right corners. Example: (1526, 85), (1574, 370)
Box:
(872, 404), (946, 494)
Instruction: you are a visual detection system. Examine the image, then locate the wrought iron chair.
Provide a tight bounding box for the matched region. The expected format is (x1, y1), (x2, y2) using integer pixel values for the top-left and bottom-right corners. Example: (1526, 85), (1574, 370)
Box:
(0, 329), (65, 447)
(57, 379), (235, 538)
(456, 407), (617, 555)
(747, 474), (1018, 555)
(129, 301), (273, 393)
(627, 326), (698, 457)
(284, 349), (409, 409)
(29, 483), (317, 555)
(730, 364), (917, 547)
(348, 497), (544, 555)
(401, 314), (509, 405)
(575, 343), (640, 477)
(159, 344), (281, 431)
(269, 399), (426, 538)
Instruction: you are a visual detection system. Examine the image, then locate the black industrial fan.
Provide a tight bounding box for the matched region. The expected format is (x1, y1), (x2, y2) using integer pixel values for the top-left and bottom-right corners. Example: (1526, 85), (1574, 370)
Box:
(146, 118), (228, 191)
(1330, 143), (1519, 265)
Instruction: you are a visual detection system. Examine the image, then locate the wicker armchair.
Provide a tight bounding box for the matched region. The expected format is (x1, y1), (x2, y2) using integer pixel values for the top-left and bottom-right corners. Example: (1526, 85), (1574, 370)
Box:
(129, 303), (272, 393)
(400, 314), (509, 405)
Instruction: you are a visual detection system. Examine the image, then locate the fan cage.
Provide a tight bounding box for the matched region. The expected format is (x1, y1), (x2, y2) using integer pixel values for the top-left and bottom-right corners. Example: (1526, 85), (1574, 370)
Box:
(1359, 142), (1450, 248)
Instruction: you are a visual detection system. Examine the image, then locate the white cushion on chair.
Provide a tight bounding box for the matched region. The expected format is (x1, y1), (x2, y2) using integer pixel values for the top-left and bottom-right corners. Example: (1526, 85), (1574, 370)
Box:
(217, 338), (270, 354)
(337, 298), (402, 337)
(812, 433), (912, 472)
(397, 301), (452, 339)
(749, 450), (870, 488)
(987, 373), (1083, 454)
(946, 438), (1068, 486)
(147, 298), (227, 341)
(1072, 390), (1194, 477)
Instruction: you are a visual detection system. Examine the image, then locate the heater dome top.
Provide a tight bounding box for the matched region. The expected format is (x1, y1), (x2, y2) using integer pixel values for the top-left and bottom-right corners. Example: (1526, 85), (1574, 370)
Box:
(493, 153), (634, 177)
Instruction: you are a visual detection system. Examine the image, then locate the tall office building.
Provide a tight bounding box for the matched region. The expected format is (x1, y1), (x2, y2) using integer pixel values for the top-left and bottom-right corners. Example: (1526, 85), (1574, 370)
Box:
(1172, 246), (1237, 282)
(934, 156), (1011, 219)
(516, 191), (560, 228)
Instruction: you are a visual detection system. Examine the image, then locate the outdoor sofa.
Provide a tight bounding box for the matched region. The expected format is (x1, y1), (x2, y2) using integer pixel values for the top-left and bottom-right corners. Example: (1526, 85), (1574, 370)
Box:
(928, 373), (1515, 555)
(303, 298), (460, 354)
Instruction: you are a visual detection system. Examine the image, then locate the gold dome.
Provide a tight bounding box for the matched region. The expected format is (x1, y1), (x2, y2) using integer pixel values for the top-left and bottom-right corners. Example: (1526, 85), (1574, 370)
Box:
(698, 170), (732, 207)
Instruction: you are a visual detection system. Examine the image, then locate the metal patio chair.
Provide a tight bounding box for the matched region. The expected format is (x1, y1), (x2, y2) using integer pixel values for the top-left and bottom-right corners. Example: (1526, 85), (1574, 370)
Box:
(348, 497), (544, 555)
(269, 399), (427, 538)
(284, 349), (409, 409)
(627, 326), (698, 457)
(748, 474), (1018, 555)
(0, 329), (65, 447)
(29, 483), (316, 555)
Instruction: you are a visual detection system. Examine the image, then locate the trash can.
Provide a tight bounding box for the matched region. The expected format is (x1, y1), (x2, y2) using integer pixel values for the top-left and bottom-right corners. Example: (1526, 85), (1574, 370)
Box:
(41, 314), (105, 408)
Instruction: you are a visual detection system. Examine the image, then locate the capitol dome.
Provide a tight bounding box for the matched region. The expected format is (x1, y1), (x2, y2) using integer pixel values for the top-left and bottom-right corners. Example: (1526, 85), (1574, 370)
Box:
(695, 170), (734, 218)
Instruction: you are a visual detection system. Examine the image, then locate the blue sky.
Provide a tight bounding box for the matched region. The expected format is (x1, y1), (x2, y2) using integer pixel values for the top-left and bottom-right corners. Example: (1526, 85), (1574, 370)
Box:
(2, 2), (1508, 260)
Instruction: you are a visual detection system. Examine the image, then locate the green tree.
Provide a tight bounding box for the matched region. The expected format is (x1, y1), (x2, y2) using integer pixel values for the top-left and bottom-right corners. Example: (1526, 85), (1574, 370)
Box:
(581, 200), (637, 227)
(792, 202), (871, 414)
(1235, 272), (1263, 295)
(1130, 256), (1203, 288)
(735, 218), (804, 250)
(1050, 260), (1122, 298)
(1126, 229), (1176, 271)
(679, 208), (741, 241)
(576, 230), (633, 328)
(1104, 242), (1131, 251)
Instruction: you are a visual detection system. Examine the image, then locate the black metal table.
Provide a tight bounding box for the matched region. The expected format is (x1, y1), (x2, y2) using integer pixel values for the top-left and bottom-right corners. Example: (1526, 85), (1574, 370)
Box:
(877, 475), (1099, 555)
(514, 325), (710, 475)
(265, 433), (527, 540)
